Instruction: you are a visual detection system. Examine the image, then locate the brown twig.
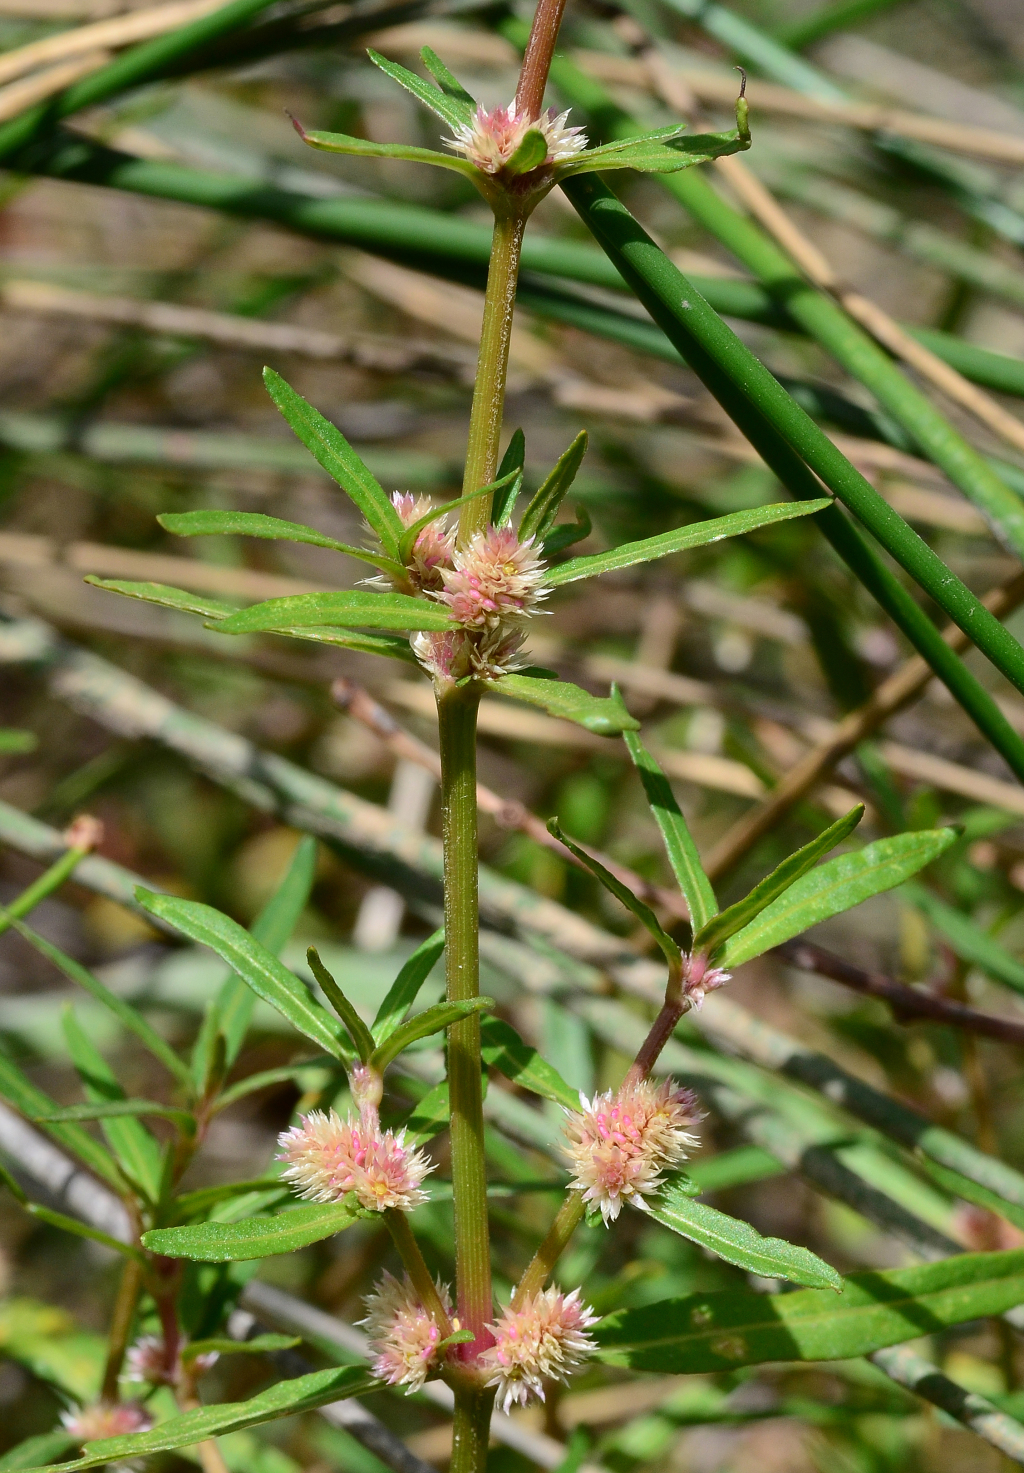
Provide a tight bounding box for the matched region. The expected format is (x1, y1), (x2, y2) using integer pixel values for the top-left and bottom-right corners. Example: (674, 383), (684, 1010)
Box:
(777, 938), (1024, 1047)
(0, 48), (109, 119)
(514, 0), (569, 119)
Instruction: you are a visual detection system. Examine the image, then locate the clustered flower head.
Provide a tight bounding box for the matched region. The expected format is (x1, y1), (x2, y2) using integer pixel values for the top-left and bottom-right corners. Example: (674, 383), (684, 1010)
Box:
(438, 526), (547, 629)
(277, 1099), (433, 1214)
(446, 103), (587, 175)
(564, 1075), (703, 1224)
(480, 1286), (598, 1413)
(124, 1334), (218, 1387)
(681, 953), (731, 1011)
(392, 492), (454, 592)
(359, 1270), (453, 1392)
(61, 1401), (154, 1444)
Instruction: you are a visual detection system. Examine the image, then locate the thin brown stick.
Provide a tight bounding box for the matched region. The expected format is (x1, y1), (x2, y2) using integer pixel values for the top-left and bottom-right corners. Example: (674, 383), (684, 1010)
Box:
(714, 153), (1024, 463)
(0, 0), (220, 86)
(514, 0), (570, 119)
(0, 48), (109, 119)
(777, 939), (1024, 1047)
(704, 571), (1024, 881)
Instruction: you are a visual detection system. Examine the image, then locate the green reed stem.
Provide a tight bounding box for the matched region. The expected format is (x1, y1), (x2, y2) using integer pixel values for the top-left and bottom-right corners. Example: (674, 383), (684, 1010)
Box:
(0, 841), (90, 939)
(437, 686), (491, 1351)
(460, 211), (526, 538)
(450, 1385), (496, 1473)
(100, 1254), (143, 1401)
(513, 1194), (584, 1307)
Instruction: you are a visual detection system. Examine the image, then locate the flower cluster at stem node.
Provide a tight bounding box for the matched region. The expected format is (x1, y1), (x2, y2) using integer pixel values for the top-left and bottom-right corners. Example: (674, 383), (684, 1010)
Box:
(360, 1271), (453, 1392)
(124, 1334), (218, 1387)
(681, 952), (731, 1010)
(446, 104), (587, 175)
(61, 1402), (154, 1443)
(480, 1286), (598, 1413)
(563, 1075), (703, 1223)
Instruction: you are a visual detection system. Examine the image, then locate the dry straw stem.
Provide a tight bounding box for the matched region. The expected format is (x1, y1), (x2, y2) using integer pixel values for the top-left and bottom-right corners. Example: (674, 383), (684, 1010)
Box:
(366, 23), (1024, 168)
(704, 571), (1024, 880)
(0, 0), (224, 85)
(0, 48), (109, 118)
(713, 154), (1024, 464)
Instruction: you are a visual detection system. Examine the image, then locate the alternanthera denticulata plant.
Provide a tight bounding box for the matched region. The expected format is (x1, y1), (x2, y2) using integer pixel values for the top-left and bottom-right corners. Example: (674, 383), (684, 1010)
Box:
(0, 6), (976, 1473)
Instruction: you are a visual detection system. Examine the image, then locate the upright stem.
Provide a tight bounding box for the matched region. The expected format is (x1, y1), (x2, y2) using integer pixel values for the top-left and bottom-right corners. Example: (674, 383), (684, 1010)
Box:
(100, 1255), (143, 1401)
(515, 0), (570, 118)
(460, 210), (526, 539)
(384, 1208), (453, 1336)
(438, 686), (492, 1351)
(451, 1385), (496, 1473)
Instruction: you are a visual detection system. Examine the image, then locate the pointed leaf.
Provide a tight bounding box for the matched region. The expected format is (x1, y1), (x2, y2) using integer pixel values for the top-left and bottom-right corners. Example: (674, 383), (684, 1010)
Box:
(519, 430), (587, 544)
(624, 730), (717, 932)
(559, 127), (746, 177)
(214, 590), (452, 634)
(693, 806), (865, 959)
(35, 1100), (195, 1129)
(367, 49), (472, 129)
(542, 505), (591, 558)
(420, 46), (477, 112)
(545, 500), (831, 587)
(213, 1062), (333, 1113)
(647, 1182), (842, 1289)
(83, 577), (239, 620)
(903, 881), (1024, 997)
(142, 1199), (360, 1261)
(181, 1334), (299, 1361)
(0, 1052), (125, 1192)
(0, 1430), (76, 1471)
(11, 918), (192, 1085)
(493, 429), (525, 526)
(397, 470), (518, 567)
(372, 928), (446, 1043)
(306, 946), (375, 1062)
(262, 626), (418, 660)
(22, 1202), (143, 1262)
(479, 1016), (578, 1109)
(505, 128), (548, 176)
(549, 819), (682, 985)
(370, 997), (493, 1072)
(158, 511), (406, 579)
(718, 828), (958, 969)
(136, 891), (350, 1060)
(62, 1007), (163, 1202)
(263, 368), (404, 558)
(484, 673), (638, 735)
(399, 1080), (450, 1145)
(26, 1364), (374, 1471)
(595, 1249), (1024, 1374)
(294, 125), (479, 179)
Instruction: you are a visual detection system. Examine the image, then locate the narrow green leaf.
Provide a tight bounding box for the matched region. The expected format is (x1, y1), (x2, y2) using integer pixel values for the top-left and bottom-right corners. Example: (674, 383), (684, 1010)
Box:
(61, 1007), (163, 1202)
(479, 1016), (579, 1110)
(142, 1199), (360, 1261)
(493, 429), (526, 526)
(545, 500), (831, 586)
(26, 1364), (374, 1471)
(0, 1158), (27, 1203)
(370, 997), (493, 1072)
(306, 947), (375, 1063)
(549, 819), (683, 983)
(396, 470), (518, 567)
(398, 1080), (450, 1145)
(0, 1052), (125, 1192)
(595, 1248), (1024, 1374)
(419, 46), (477, 112)
(505, 128), (548, 176)
(903, 882), (1024, 997)
(718, 829), (958, 969)
(693, 806), (865, 959)
(559, 127), (746, 177)
(158, 511), (407, 580)
(367, 49), (472, 130)
(263, 368), (404, 557)
(0, 1430), (76, 1471)
(372, 928), (445, 1043)
(83, 576), (239, 621)
(34, 1100), (195, 1129)
(542, 505), (591, 558)
(214, 590), (452, 634)
(181, 1333), (299, 1361)
(624, 730), (717, 932)
(484, 673), (638, 735)
(262, 626), (418, 660)
(519, 431), (588, 544)
(648, 1182), (842, 1289)
(25, 1203), (144, 1262)
(294, 126), (479, 179)
(213, 1062), (333, 1114)
(136, 891), (350, 1060)
(10, 919), (192, 1086)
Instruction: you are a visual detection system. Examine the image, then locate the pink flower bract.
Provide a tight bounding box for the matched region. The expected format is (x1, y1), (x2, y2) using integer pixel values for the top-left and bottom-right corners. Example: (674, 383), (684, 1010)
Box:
(438, 526), (546, 629)
(391, 492), (454, 591)
(277, 1108), (433, 1213)
(359, 1270), (452, 1392)
(563, 1076), (702, 1224)
(446, 104), (587, 175)
(480, 1286), (598, 1412)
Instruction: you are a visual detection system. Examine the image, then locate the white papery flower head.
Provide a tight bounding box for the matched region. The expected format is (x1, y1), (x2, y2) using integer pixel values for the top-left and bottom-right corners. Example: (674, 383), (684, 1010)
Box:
(61, 1402), (154, 1444)
(359, 1270), (453, 1392)
(446, 104), (587, 175)
(124, 1334), (218, 1386)
(392, 491), (454, 591)
(480, 1286), (598, 1412)
(563, 1076), (702, 1224)
(277, 1107), (433, 1213)
(439, 526), (547, 629)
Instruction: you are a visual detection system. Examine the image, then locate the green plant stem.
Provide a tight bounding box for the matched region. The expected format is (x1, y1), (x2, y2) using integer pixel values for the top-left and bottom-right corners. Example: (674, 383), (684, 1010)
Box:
(562, 174), (1024, 784)
(460, 211), (526, 537)
(0, 842), (90, 939)
(100, 1255), (143, 1401)
(437, 686), (491, 1352)
(513, 1194), (585, 1307)
(450, 1385), (496, 1473)
(383, 1209), (453, 1335)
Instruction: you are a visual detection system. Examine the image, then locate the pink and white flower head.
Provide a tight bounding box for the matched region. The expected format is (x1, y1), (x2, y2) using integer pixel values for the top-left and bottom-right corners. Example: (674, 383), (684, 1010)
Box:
(61, 1401), (154, 1444)
(277, 1107), (433, 1213)
(359, 1270), (453, 1392)
(480, 1286), (598, 1412)
(563, 1076), (703, 1224)
(439, 526), (547, 629)
(446, 103), (587, 176)
(411, 628), (472, 687)
(124, 1334), (218, 1386)
(682, 953), (731, 1010)
(392, 492), (454, 591)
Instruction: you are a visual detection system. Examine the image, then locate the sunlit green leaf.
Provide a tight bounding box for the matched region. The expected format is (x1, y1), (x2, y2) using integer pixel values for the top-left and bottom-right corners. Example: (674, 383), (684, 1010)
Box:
(493, 429), (525, 526)
(293, 125), (479, 179)
(306, 947), (375, 1062)
(142, 1198), (360, 1261)
(158, 510), (407, 579)
(84, 577), (239, 621)
(372, 928), (445, 1043)
(181, 1334), (299, 1361)
(480, 1017), (579, 1109)
(370, 997), (493, 1072)
(519, 431), (587, 544)
(505, 128), (548, 176)
(693, 806), (865, 959)
(34, 1100), (195, 1129)
(419, 46), (477, 112)
(214, 590), (452, 635)
(258, 626), (418, 660)
(0, 729), (37, 755)
(0, 1052), (125, 1192)
(545, 500), (831, 587)
(560, 125), (747, 177)
(484, 673), (638, 735)
(542, 504), (591, 558)
(397, 471), (518, 567)
(624, 730), (717, 932)
(718, 828), (958, 968)
(367, 49), (472, 130)
(398, 1080), (450, 1145)
(61, 1007), (163, 1201)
